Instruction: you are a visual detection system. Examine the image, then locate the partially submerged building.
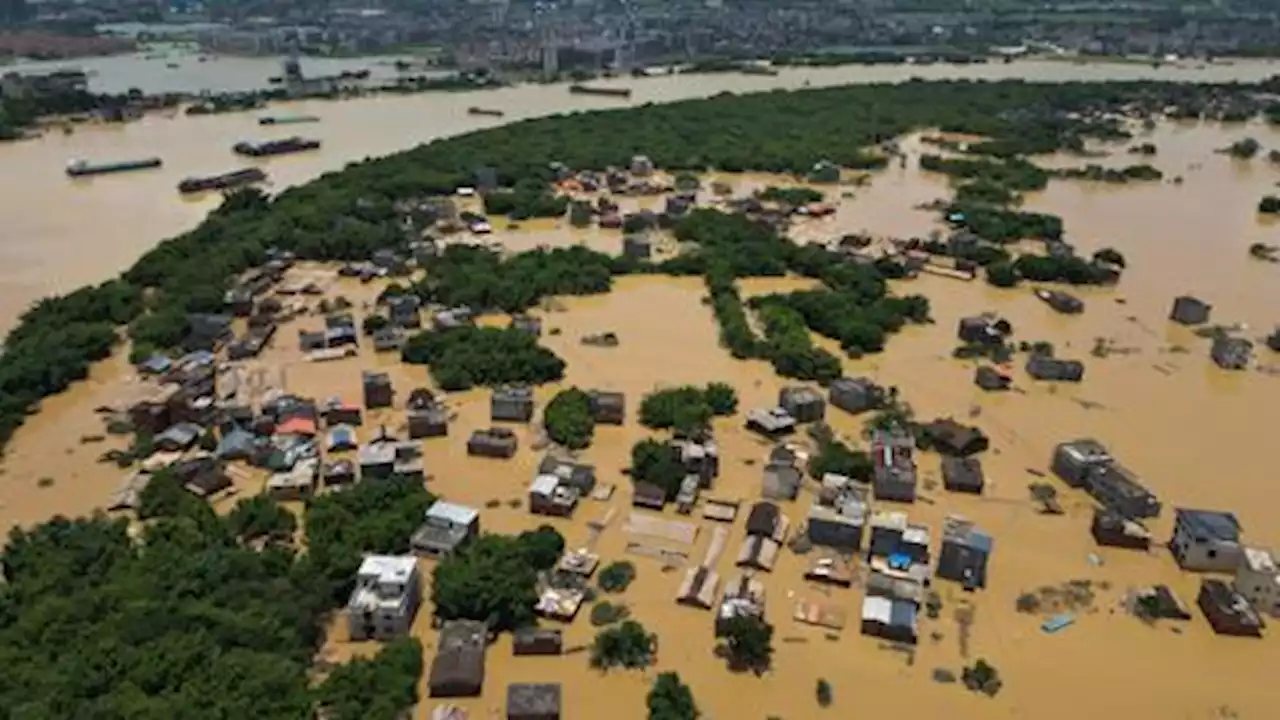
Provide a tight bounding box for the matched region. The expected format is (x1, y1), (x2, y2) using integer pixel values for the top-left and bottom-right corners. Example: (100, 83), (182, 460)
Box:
(512, 628), (563, 656)
(1090, 508), (1152, 550)
(492, 386), (536, 423)
(588, 390), (626, 425)
(529, 474), (579, 517)
(957, 313), (1011, 346)
(468, 427), (519, 458)
(871, 428), (917, 503)
(346, 555), (421, 641)
(1169, 508), (1243, 572)
(828, 376), (883, 415)
(429, 620), (488, 697)
(941, 456), (984, 494)
(1169, 295), (1212, 326)
(716, 573), (766, 634)
(1025, 354), (1085, 382)
(921, 418), (988, 457)
(1210, 335), (1252, 370)
(861, 594), (918, 644)
(537, 454), (596, 496)
(507, 683), (562, 720)
(974, 365), (1012, 391)
(407, 402), (449, 439)
(1051, 439), (1161, 520)
(761, 452), (803, 501)
(744, 407), (797, 438)
(778, 386), (825, 423)
(412, 501), (480, 558)
(1197, 579), (1264, 637)
(1235, 547), (1280, 618)
(676, 566), (721, 609)
(363, 371), (394, 409)
(936, 516), (993, 590)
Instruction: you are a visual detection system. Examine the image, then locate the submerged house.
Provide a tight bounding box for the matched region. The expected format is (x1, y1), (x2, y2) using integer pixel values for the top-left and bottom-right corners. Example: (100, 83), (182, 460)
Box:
(588, 390), (626, 425)
(468, 427), (519, 458)
(412, 501), (480, 558)
(507, 683), (562, 720)
(744, 407), (797, 438)
(1026, 354), (1085, 382)
(363, 371), (394, 409)
(1235, 547), (1280, 618)
(1169, 508), (1243, 572)
(828, 376), (883, 415)
(871, 428), (917, 503)
(429, 620), (488, 697)
(492, 386), (536, 423)
(346, 555), (421, 641)
(921, 418), (988, 457)
(778, 386), (826, 423)
(936, 516), (993, 590)
(1091, 508), (1152, 550)
(1210, 336), (1252, 370)
(941, 456), (984, 494)
(861, 594), (918, 644)
(1169, 295), (1211, 326)
(1197, 579), (1264, 638)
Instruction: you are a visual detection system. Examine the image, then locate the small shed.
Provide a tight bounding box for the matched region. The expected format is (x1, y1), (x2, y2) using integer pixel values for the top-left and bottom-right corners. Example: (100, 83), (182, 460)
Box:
(922, 419), (989, 457)
(778, 386), (825, 423)
(632, 481), (667, 509)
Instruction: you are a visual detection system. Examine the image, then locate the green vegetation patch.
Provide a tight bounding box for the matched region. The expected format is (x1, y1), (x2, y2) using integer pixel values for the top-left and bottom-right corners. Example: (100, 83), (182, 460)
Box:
(432, 527), (565, 632)
(638, 383), (738, 435)
(630, 439), (688, 501)
(648, 671), (701, 720)
(415, 244), (618, 313)
(544, 387), (595, 449)
(591, 620), (657, 670)
(401, 326), (566, 391)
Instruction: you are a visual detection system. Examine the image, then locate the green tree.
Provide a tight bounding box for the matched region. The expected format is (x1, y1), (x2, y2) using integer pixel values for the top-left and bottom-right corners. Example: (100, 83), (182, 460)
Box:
(985, 261), (1019, 288)
(590, 620), (656, 670)
(648, 671), (700, 719)
(432, 535), (540, 631)
(544, 387), (595, 449)
(598, 560), (637, 593)
(227, 495), (297, 543)
(630, 439), (687, 500)
(718, 615), (774, 674)
(807, 438), (873, 481)
(816, 678), (834, 707)
(1259, 195), (1280, 214)
(401, 326), (566, 391)
(516, 525), (565, 570)
(315, 637), (423, 720)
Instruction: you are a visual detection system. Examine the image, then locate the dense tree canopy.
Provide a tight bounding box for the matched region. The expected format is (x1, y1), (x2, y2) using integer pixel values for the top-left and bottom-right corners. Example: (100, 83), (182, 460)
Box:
(717, 615), (774, 675)
(591, 620), (657, 670)
(414, 244), (618, 313)
(648, 672), (700, 720)
(630, 439), (688, 500)
(638, 383), (738, 436)
(431, 534), (543, 631)
(314, 638), (424, 720)
(401, 326), (566, 391)
(543, 387), (595, 449)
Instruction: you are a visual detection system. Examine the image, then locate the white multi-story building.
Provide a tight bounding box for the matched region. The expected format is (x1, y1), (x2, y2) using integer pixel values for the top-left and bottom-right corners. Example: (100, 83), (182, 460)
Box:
(1235, 547), (1280, 618)
(346, 555), (421, 641)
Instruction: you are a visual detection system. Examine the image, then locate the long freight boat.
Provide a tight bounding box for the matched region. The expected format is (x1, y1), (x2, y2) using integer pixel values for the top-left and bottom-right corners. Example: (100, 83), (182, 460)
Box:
(66, 157), (162, 178)
(467, 107), (505, 117)
(178, 168), (268, 195)
(232, 136), (321, 158)
(258, 115), (320, 126)
(567, 84), (632, 99)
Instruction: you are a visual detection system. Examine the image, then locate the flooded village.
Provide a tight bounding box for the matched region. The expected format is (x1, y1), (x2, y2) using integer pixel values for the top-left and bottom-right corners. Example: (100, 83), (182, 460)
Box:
(1, 71), (1280, 720)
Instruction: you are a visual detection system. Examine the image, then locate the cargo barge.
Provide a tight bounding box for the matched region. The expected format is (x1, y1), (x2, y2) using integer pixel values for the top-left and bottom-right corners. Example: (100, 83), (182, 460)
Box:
(467, 107), (505, 117)
(66, 157), (163, 178)
(258, 115), (321, 126)
(232, 137), (321, 157)
(567, 84), (632, 99)
(178, 168), (268, 194)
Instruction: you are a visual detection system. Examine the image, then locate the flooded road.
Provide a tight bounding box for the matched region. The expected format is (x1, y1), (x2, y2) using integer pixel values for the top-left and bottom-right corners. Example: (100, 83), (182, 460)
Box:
(2, 56), (1280, 332)
(2, 114), (1279, 718)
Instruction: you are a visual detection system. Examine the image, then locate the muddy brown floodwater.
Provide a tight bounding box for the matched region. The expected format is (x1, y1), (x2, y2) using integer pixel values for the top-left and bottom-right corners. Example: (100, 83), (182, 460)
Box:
(3, 56), (1280, 333)
(2, 116), (1280, 718)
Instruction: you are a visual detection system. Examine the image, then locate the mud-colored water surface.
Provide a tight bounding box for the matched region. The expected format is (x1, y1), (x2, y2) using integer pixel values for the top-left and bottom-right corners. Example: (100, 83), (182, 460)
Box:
(3, 56), (1280, 333)
(2, 117), (1279, 719)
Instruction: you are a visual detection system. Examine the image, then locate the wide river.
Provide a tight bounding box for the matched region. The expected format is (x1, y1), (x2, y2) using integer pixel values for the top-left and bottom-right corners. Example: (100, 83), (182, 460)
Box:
(1, 56), (1279, 332)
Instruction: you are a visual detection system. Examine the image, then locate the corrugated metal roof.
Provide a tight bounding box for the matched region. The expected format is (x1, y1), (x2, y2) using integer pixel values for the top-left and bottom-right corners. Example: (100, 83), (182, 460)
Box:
(427, 500), (479, 527)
